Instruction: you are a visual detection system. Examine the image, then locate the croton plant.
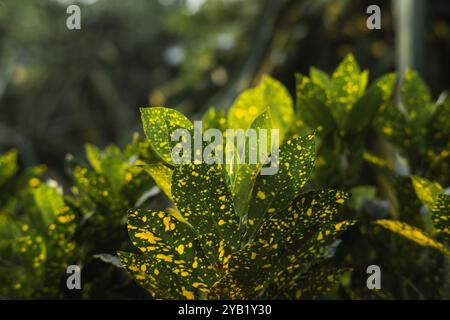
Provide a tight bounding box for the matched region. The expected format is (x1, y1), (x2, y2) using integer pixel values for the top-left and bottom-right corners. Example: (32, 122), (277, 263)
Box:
(1, 54), (449, 299)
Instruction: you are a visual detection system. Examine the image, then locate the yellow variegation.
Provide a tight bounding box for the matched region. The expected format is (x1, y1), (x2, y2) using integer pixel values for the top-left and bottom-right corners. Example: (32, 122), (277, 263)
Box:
(375, 219), (450, 256)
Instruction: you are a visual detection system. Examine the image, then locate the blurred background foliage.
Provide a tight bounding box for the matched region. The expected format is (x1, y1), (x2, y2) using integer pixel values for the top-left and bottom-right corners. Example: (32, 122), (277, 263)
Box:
(1, 0), (450, 181)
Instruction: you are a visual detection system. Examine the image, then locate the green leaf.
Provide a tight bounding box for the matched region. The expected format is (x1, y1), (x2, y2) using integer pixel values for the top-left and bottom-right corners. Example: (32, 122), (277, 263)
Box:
(118, 251), (179, 299)
(280, 266), (349, 299)
(85, 144), (103, 173)
(124, 208), (215, 299)
(228, 75), (294, 141)
(246, 134), (315, 235)
(201, 107), (227, 131)
(400, 70), (434, 124)
(295, 73), (335, 131)
(84, 144), (131, 192)
(411, 176), (444, 211)
(343, 86), (382, 135)
(370, 72), (397, 103)
(172, 163), (240, 266)
(140, 107), (193, 164)
(144, 164), (173, 200)
(375, 219), (450, 256)
(232, 109), (273, 218)
(34, 184), (66, 226)
(309, 67), (331, 89)
(225, 190), (353, 298)
(328, 54), (366, 125)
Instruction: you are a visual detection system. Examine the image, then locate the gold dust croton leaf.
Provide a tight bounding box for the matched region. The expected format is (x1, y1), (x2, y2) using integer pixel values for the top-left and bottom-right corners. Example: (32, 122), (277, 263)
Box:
(172, 163), (240, 267)
(370, 72), (397, 104)
(144, 163), (173, 201)
(276, 266), (350, 299)
(140, 107), (193, 164)
(227, 75), (294, 141)
(374, 219), (450, 256)
(309, 66), (332, 89)
(411, 175), (444, 211)
(232, 109), (273, 219)
(295, 73), (335, 131)
(121, 208), (216, 299)
(400, 69), (435, 126)
(33, 184), (66, 226)
(201, 107), (228, 132)
(327, 54), (368, 125)
(432, 194), (450, 241)
(246, 133), (315, 235)
(343, 85), (383, 136)
(219, 190), (354, 299)
(85, 143), (139, 193)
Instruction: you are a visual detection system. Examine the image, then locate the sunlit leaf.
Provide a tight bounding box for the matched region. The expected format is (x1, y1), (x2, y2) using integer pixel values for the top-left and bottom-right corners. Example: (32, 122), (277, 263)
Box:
(140, 107), (193, 164)
(246, 134), (315, 234)
(295, 73), (335, 131)
(327, 54), (367, 124)
(228, 75), (294, 141)
(233, 109), (273, 218)
(411, 176), (444, 211)
(144, 164), (173, 200)
(375, 219), (450, 256)
(172, 163), (239, 266)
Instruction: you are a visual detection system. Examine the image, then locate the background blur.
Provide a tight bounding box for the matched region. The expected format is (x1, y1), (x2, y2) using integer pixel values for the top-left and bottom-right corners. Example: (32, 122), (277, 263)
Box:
(1, 0), (449, 180)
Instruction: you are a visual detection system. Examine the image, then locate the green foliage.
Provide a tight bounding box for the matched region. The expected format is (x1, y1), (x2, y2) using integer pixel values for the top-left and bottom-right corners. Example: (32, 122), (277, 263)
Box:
(378, 70), (450, 185)
(1, 54), (450, 300)
(293, 54), (386, 186)
(0, 152), (76, 299)
(0, 134), (158, 299)
(375, 176), (449, 256)
(140, 107), (193, 165)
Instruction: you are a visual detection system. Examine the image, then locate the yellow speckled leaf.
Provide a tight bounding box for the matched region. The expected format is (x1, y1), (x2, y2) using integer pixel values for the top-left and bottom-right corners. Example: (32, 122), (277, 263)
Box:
(411, 176), (443, 211)
(172, 163), (240, 266)
(228, 75), (294, 141)
(375, 219), (450, 255)
(144, 164), (173, 200)
(140, 107), (193, 164)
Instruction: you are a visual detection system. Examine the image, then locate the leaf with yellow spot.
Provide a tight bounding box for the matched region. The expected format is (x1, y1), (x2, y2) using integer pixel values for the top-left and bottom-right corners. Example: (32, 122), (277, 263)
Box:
(144, 164), (173, 200)
(343, 86), (383, 136)
(400, 69), (435, 125)
(222, 191), (354, 298)
(309, 67), (331, 89)
(172, 163), (240, 265)
(277, 266), (350, 299)
(375, 219), (450, 256)
(202, 107), (228, 132)
(140, 107), (193, 164)
(295, 73), (335, 131)
(228, 75), (294, 142)
(232, 109), (273, 219)
(33, 184), (65, 226)
(411, 176), (444, 211)
(327, 54), (367, 125)
(246, 134), (315, 236)
(124, 209), (217, 298)
(118, 251), (178, 299)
